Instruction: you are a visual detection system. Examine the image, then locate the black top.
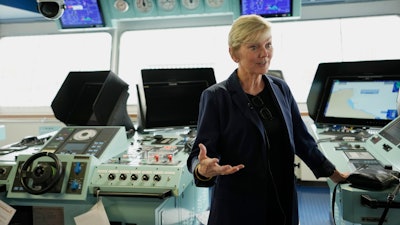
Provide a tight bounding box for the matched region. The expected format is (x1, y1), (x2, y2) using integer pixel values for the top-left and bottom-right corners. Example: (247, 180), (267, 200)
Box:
(247, 82), (293, 224)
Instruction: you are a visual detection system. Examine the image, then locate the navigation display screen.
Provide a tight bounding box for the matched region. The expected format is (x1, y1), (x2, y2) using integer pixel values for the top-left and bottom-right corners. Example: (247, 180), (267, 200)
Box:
(307, 60), (400, 128)
(324, 79), (400, 120)
(240, 0), (292, 18)
(60, 0), (104, 29)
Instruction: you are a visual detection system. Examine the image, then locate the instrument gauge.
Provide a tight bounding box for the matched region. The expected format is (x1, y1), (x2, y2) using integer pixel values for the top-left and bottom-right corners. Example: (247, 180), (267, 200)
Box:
(205, 0), (224, 8)
(181, 0), (200, 10)
(135, 0), (154, 13)
(114, 0), (129, 12)
(157, 0), (177, 11)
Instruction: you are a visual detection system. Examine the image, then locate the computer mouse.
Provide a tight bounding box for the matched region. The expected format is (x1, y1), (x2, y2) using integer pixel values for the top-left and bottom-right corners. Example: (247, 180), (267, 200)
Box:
(154, 134), (163, 140)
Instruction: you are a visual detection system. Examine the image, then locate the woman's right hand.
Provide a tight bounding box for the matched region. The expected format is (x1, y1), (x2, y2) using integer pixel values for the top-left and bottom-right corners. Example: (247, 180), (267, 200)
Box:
(196, 143), (245, 178)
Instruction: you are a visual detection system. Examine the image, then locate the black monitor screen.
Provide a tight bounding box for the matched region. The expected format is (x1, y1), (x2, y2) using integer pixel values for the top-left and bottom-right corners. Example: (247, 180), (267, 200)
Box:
(137, 68), (216, 131)
(240, 0), (292, 18)
(51, 71), (134, 135)
(68, 82), (102, 124)
(317, 76), (400, 127)
(59, 0), (105, 29)
(144, 81), (208, 128)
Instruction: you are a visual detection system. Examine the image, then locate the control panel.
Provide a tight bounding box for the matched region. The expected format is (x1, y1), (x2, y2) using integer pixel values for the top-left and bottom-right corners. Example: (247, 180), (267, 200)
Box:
(3, 126), (129, 200)
(89, 135), (193, 197)
(317, 117), (400, 173)
(0, 128), (209, 225)
(41, 126), (128, 162)
(7, 154), (99, 200)
(0, 162), (15, 190)
(316, 116), (400, 225)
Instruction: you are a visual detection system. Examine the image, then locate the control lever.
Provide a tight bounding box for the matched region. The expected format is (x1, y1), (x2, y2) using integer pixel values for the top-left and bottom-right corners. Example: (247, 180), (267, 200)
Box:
(361, 194), (400, 209)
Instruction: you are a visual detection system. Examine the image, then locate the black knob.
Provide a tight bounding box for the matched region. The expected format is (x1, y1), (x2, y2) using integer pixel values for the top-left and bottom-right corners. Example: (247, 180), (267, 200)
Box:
(154, 175), (161, 182)
(119, 174), (127, 180)
(108, 173), (116, 180)
(142, 174), (149, 181)
(131, 174), (138, 181)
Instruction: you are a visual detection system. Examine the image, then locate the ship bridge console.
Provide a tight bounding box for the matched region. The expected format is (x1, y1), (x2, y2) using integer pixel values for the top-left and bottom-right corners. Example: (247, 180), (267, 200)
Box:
(0, 126), (209, 225)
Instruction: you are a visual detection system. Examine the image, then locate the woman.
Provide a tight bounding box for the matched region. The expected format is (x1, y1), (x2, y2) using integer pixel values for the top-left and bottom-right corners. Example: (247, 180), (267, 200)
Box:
(186, 14), (347, 225)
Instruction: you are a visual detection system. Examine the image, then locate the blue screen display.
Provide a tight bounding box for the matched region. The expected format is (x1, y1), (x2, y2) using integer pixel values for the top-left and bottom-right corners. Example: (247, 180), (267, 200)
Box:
(324, 79), (400, 120)
(60, 0), (104, 28)
(240, 0), (292, 17)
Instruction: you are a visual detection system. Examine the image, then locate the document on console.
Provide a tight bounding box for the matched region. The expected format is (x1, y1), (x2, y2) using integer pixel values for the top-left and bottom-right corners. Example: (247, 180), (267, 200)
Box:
(0, 200), (16, 224)
(74, 198), (110, 225)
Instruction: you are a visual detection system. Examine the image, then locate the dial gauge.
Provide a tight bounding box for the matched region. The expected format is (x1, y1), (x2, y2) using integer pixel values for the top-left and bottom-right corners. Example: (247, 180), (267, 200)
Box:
(157, 0), (176, 11)
(114, 0), (129, 12)
(205, 0), (224, 8)
(181, 0), (200, 10)
(135, 0), (154, 13)
(73, 129), (97, 141)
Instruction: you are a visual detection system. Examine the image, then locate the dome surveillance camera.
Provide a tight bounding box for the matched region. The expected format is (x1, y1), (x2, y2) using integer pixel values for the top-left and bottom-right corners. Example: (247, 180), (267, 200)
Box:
(37, 0), (66, 20)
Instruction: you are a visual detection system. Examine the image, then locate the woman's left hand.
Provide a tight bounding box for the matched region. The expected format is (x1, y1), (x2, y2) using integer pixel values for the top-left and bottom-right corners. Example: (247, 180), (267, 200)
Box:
(329, 170), (349, 183)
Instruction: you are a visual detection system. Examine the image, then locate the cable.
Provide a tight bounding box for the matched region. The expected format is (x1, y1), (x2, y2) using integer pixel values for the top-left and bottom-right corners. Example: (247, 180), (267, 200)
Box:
(378, 179), (400, 225)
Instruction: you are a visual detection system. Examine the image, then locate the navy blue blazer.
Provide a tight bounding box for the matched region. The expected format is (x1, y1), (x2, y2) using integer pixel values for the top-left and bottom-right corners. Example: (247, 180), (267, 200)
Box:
(187, 70), (336, 225)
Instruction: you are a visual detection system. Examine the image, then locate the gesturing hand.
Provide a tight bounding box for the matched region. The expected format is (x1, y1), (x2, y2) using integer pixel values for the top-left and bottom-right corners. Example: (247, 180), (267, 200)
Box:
(196, 143), (245, 178)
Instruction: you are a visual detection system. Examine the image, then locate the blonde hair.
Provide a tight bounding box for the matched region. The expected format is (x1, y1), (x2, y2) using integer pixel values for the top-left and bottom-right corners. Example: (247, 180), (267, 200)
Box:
(228, 15), (272, 52)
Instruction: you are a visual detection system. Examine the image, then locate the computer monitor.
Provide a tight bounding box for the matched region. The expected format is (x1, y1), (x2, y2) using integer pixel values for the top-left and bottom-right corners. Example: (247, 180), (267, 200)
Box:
(137, 68), (216, 132)
(307, 59), (400, 128)
(51, 71), (135, 136)
(59, 0), (105, 29)
(240, 0), (301, 20)
(317, 76), (399, 127)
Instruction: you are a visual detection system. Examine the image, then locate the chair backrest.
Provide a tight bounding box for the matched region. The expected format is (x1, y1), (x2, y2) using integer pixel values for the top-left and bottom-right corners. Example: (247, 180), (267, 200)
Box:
(268, 70), (284, 80)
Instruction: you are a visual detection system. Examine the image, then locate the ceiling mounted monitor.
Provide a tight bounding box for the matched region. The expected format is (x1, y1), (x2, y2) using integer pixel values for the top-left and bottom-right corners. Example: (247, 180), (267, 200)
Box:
(240, 0), (301, 20)
(59, 0), (105, 29)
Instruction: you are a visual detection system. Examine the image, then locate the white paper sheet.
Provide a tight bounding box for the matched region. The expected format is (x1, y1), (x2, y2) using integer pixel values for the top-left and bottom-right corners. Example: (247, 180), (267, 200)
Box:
(0, 200), (16, 225)
(74, 198), (110, 225)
